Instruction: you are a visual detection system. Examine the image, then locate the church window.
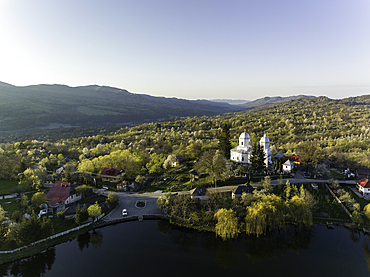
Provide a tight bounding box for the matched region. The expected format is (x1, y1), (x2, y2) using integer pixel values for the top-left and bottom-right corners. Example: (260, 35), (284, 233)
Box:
(241, 142), (243, 145)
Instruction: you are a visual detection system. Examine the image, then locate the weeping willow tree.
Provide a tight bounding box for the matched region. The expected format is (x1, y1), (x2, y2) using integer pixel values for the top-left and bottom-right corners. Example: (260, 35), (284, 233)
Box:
(286, 196), (313, 227)
(214, 208), (239, 240)
(245, 194), (312, 237)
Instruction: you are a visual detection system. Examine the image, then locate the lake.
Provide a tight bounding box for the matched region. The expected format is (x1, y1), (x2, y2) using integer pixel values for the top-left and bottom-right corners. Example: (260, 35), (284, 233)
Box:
(1, 220), (370, 277)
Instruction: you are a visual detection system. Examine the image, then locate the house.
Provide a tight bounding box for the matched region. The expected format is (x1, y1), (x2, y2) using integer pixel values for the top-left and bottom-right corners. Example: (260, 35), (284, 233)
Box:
(46, 181), (81, 211)
(100, 168), (125, 183)
(172, 156), (185, 167)
(288, 155), (301, 164)
(356, 178), (370, 197)
(117, 180), (140, 192)
(189, 170), (200, 182)
(230, 132), (271, 167)
(232, 184), (254, 199)
(190, 187), (209, 200)
(311, 183), (318, 190)
(283, 160), (294, 173)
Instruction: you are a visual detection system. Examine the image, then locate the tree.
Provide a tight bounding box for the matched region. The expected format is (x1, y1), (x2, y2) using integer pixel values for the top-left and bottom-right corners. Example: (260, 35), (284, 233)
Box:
(364, 204), (370, 221)
(106, 193), (119, 207)
(19, 168), (43, 190)
(31, 192), (47, 208)
(163, 155), (177, 170)
(0, 205), (6, 223)
(20, 194), (29, 209)
(146, 153), (166, 174)
(76, 185), (93, 198)
(157, 192), (172, 212)
(75, 204), (89, 225)
(287, 196), (313, 227)
(214, 208), (239, 240)
(218, 124), (231, 159)
(88, 202), (102, 222)
(195, 149), (231, 187)
(14, 212), (53, 246)
(135, 175), (146, 186)
(297, 141), (323, 172)
(250, 142), (265, 174)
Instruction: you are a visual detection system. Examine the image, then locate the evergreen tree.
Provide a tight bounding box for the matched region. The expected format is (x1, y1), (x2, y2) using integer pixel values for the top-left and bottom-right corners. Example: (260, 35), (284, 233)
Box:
(218, 124), (231, 159)
(250, 142), (265, 174)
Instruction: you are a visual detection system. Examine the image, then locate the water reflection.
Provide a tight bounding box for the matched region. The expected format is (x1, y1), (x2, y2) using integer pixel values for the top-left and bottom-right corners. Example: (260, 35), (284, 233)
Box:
(362, 238), (370, 271)
(244, 227), (312, 263)
(0, 247), (55, 277)
(157, 221), (313, 266)
(76, 230), (103, 251)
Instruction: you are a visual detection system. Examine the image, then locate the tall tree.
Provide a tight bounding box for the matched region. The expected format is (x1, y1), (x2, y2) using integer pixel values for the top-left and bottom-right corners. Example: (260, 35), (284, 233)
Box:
(195, 149), (231, 187)
(250, 142), (265, 174)
(88, 202), (102, 223)
(218, 124), (232, 159)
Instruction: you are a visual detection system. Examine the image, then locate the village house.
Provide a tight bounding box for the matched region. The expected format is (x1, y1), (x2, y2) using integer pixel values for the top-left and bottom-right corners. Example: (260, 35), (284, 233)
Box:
(356, 178), (370, 197)
(190, 187), (209, 200)
(101, 167), (125, 183)
(232, 184), (254, 199)
(283, 160), (294, 173)
(46, 181), (81, 212)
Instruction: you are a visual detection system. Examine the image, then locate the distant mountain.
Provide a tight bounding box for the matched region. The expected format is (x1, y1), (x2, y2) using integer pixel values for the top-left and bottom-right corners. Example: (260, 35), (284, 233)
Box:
(0, 82), (242, 132)
(209, 99), (250, 105)
(239, 95), (314, 109)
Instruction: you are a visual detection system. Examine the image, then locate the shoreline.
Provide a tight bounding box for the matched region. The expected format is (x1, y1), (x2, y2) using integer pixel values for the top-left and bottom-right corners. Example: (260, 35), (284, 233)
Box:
(0, 212), (363, 265)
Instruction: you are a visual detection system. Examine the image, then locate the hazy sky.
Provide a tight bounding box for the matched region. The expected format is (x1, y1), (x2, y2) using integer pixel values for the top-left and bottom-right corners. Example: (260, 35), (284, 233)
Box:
(0, 0), (369, 100)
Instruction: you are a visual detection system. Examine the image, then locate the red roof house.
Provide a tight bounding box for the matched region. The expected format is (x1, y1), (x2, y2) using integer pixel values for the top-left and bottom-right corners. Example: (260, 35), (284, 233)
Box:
(289, 155), (302, 164)
(101, 168), (125, 183)
(46, 181), (81, 208)
(356, 178), (370, 197)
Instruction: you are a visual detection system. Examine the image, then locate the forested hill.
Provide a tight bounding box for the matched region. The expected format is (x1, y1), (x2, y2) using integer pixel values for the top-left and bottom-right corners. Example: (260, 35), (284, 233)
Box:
(239, 95), (313, 109)
(0, 82), (241, 132)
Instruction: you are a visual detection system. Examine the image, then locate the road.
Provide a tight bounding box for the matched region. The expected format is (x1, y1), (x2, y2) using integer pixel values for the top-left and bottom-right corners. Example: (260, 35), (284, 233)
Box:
(102, 191), (166, 221)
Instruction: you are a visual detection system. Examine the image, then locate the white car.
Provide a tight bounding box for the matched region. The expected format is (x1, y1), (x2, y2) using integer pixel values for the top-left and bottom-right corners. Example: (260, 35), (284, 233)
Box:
(122, 209), (127, 216)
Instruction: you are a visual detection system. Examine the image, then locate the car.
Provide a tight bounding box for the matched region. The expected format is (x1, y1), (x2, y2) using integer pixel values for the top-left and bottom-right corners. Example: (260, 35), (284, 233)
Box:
(122, 209), (127, 216)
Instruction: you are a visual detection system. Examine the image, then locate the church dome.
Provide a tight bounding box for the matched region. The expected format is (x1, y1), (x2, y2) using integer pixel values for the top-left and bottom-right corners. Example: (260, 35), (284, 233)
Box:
(239, 132), (250, 140)
(260, 134), (270, 143)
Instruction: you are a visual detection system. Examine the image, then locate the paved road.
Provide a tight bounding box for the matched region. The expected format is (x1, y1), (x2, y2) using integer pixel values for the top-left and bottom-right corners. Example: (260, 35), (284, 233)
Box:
(103, 192), (165, 221)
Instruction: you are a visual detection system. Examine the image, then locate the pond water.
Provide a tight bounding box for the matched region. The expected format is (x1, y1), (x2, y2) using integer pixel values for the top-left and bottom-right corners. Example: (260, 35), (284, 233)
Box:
(1, 220), (370, 277)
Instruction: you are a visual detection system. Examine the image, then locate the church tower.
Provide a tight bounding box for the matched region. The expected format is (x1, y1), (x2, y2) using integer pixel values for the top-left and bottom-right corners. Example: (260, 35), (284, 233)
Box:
(260, 134), (272, 167)
(239, 132), (250, 147)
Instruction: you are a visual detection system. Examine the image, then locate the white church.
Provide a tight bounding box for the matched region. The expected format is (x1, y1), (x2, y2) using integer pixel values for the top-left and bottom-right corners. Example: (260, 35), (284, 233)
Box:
(230, 132), (272, 167)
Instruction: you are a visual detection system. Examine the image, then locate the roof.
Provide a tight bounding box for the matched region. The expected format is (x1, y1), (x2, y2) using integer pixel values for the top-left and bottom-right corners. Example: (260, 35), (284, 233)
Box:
(356, 178), (370, 188)
(233, 184), (254, 195)
(274, 151), (285, 158)
(239, 132), (250, 139)
(289, 155), (302, 163)
(189, 170), (199, 176)
(101, 167), (123, 176)
(283, 160), (294, 167)
(190, 187), (207, 196)
(46, 181), (72, 206)
(175, 156), (185, 162)
(230, 147), (252, 154)
(260, 134), (270, 143)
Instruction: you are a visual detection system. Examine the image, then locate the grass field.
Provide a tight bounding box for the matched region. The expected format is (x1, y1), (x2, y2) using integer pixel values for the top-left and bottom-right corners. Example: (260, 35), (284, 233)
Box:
(0, 180), (18, 195)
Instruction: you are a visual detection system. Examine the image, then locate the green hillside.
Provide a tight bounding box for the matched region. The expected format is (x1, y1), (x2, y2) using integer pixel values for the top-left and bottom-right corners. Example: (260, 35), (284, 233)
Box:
(0, 82), (240, 132)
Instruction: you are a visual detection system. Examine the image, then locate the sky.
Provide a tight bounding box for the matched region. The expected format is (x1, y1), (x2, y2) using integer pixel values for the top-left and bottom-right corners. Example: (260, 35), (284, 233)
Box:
(0, 0), (369, 100)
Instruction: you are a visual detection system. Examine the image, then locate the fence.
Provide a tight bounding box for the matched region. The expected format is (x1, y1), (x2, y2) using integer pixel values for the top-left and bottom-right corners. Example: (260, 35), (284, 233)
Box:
(0, 221), (94, 254)
(324, 183), (352, 219)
